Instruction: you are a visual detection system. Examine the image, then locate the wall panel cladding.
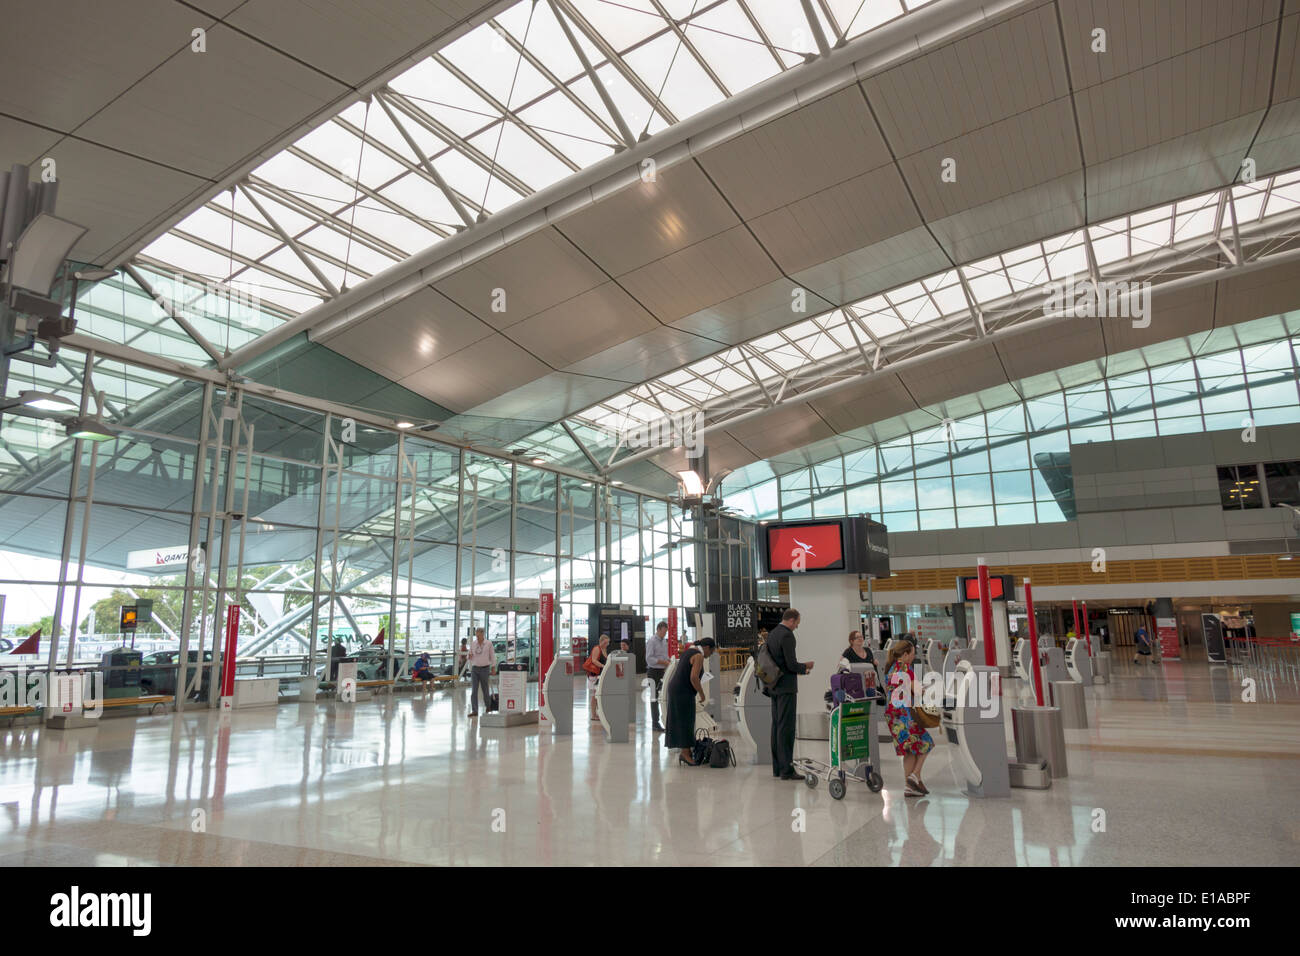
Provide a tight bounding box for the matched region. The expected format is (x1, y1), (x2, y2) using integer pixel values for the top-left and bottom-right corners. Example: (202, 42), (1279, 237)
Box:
(864, 555), (1297, 593)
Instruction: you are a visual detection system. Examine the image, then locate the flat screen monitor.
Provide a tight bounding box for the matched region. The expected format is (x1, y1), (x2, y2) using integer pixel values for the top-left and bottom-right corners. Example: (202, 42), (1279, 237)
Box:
(765, 520), (846, 574)
(960, 575), (1009, 601)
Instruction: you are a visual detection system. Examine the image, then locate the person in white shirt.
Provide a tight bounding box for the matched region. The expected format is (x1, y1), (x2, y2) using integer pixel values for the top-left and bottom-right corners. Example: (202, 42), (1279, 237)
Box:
(645, 621), (670, 733)
(468, 628), (495, 717)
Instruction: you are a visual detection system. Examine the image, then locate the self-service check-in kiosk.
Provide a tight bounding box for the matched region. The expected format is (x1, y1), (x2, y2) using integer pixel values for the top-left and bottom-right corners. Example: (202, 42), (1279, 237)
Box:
(735, 657), (772, 766)
(1040, 644), (1069, 684)
(924, 638), (944, 674)
(1013, 637), (1048, 701)
(541, 655), (574, 735)
(595, 651), (633, 742)
(941, 660), (1010, 798)
(1014, 638), (1031, 682)
(1064, 638), (1093, 685)
(658, 656), (676, 728)
(690, 613), (723, 722)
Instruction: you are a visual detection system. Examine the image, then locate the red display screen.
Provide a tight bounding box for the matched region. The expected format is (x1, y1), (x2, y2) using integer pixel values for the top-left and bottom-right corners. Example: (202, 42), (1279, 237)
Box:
(962, 576), (1005, 600)
(766, 522), (845, 573)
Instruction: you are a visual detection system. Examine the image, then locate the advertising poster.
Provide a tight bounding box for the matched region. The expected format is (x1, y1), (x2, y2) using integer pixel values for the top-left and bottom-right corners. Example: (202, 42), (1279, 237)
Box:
(1156, 616), (1180, 660)
(1202, 613), (1226, 663)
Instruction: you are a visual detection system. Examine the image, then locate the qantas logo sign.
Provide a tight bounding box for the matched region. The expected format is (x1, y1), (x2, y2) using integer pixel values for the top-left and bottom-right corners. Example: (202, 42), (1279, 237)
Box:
(767, 524), (844, 573)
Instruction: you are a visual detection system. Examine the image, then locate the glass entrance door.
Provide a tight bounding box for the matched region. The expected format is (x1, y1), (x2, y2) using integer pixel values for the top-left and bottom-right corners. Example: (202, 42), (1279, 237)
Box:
(481, 610), (538, 678)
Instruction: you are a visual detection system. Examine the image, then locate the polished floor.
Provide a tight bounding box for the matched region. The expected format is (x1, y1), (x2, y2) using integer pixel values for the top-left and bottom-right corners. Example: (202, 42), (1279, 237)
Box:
(2, 648), (1297, 866)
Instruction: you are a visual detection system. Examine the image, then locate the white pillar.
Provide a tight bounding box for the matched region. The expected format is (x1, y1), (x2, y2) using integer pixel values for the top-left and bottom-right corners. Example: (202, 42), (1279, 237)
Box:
(787, 574), (861, 737)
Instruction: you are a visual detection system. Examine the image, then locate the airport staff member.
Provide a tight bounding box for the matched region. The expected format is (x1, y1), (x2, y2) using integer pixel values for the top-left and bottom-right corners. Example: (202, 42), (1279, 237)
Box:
(766, 608), (813, 780)
(646, 620), (670, 733)
(467, 628), (495, 717)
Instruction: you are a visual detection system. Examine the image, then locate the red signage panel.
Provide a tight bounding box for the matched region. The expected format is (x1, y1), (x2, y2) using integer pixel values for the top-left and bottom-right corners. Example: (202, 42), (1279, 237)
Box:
(766, 522), (846, 573)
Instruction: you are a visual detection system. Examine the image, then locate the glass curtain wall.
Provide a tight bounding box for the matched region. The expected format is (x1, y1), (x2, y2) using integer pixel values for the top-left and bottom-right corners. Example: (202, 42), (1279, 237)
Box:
(0, 365), (692, 689)
(724, 333), (1300, 528)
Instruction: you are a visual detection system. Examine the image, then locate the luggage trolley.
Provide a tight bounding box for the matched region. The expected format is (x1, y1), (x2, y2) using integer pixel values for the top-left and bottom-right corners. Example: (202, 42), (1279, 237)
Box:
(795, 669), (883, 799)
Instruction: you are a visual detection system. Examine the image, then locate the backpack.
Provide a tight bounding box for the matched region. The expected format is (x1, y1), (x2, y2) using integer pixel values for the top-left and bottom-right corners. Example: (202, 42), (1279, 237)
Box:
(708, 738), (735, 768)
(754, 642), (781, 692)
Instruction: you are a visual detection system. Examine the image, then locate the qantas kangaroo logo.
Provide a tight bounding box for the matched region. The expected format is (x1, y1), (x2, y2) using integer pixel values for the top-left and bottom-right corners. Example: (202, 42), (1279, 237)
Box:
(792, 537), (816, 557)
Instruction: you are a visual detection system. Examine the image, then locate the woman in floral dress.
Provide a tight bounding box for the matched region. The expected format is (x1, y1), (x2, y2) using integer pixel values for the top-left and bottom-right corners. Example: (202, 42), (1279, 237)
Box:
(883, 639), (933, 797)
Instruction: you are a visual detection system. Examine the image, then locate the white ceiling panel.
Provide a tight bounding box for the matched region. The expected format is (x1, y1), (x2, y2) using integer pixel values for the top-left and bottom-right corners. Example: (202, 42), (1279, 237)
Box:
(791, 228), (951, 308)
(76, 26), (348, 181)
(461, 369), (624, 423)
(1253, 99), (1300, 177)
(724, 404), (837, 461)
(37, 138), (209, 263)
(617, 225), (782, 323)
(227, 0), (495, 87)
(554, 162), (740, 276)
(904, 341), (1013, 407)
(995, 316), (1113, 385)
(864, 2), (1070, 156)
(397, 334), (550, 411)
(1073, 29), (1275, 164)
(506, 281), (660, 367)
(1101, 283), (1217, 355)
(746, 163), (921, 273)
(1085, 115), (1260, 221)
(562, 325), (725, 381)
(1250, 12), (1300, 176)
(320, 285), (493, 379)
(0, 116), (63, 166)
(895, 100), (1081, 223)
(0, 0), (207, 131)
(1213, 259), (1300, 325)
(695, 86), (892, 220)
(925, 172), (1086, 264)
(1057, 0), (1281, 90)
(433, 227), (606, 327)
(668, 276), (835, 345)
(809, 373), (915, 433)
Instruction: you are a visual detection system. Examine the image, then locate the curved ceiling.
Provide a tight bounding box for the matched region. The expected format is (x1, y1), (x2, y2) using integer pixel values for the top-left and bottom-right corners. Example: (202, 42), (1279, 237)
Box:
(305, 0), (1300, 487)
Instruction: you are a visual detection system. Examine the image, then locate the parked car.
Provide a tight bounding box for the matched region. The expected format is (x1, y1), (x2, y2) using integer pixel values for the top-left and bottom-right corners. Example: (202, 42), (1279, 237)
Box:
(316, 647), (412, 681)
(139, 650), (212, 698)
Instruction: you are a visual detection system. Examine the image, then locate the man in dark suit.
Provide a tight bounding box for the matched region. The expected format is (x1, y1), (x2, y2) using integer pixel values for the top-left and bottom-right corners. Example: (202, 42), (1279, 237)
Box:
(767, 608), (813, 780)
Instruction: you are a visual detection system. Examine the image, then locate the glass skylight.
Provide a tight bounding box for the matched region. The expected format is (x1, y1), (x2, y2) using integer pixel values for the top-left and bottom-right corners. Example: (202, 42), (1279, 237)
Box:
(567, 167), (1300, 455)
(135, 0), (927, 318)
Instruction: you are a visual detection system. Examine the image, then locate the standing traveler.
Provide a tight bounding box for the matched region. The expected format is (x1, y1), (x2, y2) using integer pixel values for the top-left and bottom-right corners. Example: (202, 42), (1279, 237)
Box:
(839, 630), (873, 669)
(883, 639), (932, 797)
(646, 620), (670, 732)
(456, 638), (469, 677)
(1134, 625), (1152, 665)
(586, 634), (610, 719)
(766, 608), (813, 780)
(467, 628), (495, 717)
(665, 638), (716, 764)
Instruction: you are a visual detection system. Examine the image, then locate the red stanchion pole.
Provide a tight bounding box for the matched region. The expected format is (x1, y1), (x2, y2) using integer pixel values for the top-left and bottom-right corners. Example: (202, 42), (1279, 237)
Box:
(977, 558), (996, 669)
(1082, 600), (1092, 657)
(1024, 578), (1045, 707)
(1071, 598), (1082, 649)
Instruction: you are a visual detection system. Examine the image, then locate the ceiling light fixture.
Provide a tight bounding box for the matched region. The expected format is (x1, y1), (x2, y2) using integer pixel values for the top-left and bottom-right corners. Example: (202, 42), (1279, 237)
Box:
(395, 421), (414, 429)
(0, 389), (76, 413)
(64, 416), (118, 442)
